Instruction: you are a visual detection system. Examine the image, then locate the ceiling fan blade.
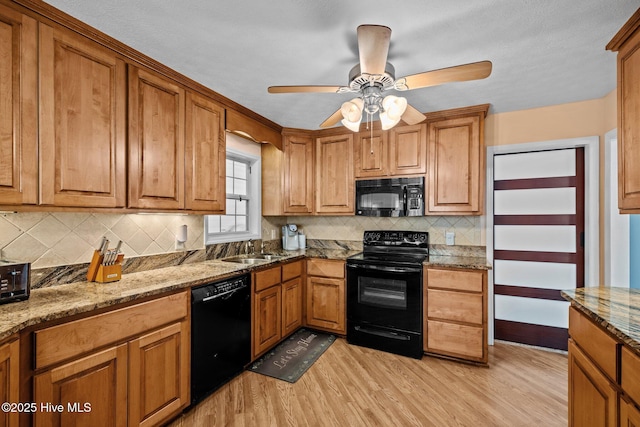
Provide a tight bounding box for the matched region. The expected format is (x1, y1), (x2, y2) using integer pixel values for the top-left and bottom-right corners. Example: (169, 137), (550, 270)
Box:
(400, 61), (492, 90)
(401, 103), (426, 125)
(357, 25), (391, 75)
(319, 108), (343, 128)
(268, 85), (343, 94)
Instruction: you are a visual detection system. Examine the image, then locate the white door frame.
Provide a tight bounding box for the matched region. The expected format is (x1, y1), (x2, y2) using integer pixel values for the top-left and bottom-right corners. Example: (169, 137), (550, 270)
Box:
(485, 136), (600, 344)
(604, 129), (630, 287)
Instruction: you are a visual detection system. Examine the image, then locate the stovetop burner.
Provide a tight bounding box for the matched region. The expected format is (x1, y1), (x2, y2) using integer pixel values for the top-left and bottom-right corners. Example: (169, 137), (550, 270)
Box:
(348, 230), (429, 267)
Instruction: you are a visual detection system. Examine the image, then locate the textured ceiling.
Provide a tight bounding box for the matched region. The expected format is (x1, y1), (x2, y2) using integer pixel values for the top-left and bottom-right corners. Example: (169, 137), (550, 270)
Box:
(44, 0), (639, 130)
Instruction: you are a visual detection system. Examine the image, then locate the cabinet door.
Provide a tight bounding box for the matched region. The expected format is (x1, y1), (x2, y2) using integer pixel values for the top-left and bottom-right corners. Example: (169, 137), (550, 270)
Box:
(427, 115), (482, 214)
(355, 129), (388, 178)
(621, 395), (640, 427)
(0, 339), (19, 427)
(306, 276), (345, 334)
(284, 134), (314, 214)
(253, 285), (282, 359)
(568, 339), (618, 427)
(185, 91), (225, 212)
(282, 277), (303, 337)
(128, 321), (189, 427)
(34, 344), (128, 427)
(128, 66), (185, 209)
(389, 124), (427, 175)
(315, 134), (354, 214)
(0, 6), (37, 205)
(39, 23), (126, 207)
(617, 27), (640, 211)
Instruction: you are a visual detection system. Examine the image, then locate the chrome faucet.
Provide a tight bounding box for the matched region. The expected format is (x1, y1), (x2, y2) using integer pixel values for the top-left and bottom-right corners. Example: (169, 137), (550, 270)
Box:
(245, 239), (254, 255)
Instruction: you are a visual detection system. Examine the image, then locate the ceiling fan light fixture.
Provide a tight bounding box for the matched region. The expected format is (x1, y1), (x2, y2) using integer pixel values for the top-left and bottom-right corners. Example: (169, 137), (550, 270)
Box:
(380, 111), (399, 130)
(382, 95), (408, 120)
(341, 117), (362, 132)
(340, 98), (364, 122)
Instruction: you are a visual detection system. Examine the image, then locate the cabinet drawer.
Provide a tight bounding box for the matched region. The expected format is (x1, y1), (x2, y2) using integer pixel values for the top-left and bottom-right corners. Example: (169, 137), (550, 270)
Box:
(427, 320), (483, 359)
(569, 306), (619, 381)
(427, 289), (483, 325)
(282, 260), (303, 282)
(35, 291), (188, 369)
(427, 268), (483, 292)
(307, 258), (344, 279)
(622, 346), (640, 404)
(254, 266), (281, 292)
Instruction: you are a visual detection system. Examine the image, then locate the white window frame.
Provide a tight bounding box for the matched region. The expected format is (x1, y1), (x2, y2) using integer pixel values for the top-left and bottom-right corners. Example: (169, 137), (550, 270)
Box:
(205, 147), (261, 244)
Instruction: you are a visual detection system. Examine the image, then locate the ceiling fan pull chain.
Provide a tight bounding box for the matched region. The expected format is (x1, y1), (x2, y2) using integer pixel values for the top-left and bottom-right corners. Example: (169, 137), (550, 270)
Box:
(370, 120), (374, 154)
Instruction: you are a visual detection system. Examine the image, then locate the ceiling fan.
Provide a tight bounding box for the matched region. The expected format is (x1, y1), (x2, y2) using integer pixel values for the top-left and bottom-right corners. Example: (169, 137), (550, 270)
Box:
(268, 25), (492, 132)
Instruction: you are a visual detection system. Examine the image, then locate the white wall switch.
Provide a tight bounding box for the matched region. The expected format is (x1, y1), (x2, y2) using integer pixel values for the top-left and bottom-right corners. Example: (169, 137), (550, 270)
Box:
(445, 232), (455, 246)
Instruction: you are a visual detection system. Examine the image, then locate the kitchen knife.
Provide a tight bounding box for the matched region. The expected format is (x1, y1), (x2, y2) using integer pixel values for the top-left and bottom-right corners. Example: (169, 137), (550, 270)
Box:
(112, 240), (123, 265)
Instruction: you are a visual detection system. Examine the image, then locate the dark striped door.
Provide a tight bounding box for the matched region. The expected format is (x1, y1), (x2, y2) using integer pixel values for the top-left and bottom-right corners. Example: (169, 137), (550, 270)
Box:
(493, 148), (584, 351)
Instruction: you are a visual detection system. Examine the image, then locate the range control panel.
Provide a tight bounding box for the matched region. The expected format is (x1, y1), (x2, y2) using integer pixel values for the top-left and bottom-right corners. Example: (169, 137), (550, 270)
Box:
(363, 230), (429, 247)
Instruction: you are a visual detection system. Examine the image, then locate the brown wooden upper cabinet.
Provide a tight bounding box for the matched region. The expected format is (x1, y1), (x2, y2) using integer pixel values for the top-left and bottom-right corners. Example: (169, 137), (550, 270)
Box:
(426, 105), (488, 215)
(355, 128), (388, 178)
(283, 132), (315, 214)
(39, 23), (127, 208)
(185, 92), (226, 212)
(128, 66), (186, 210)
(263, 129), (354, 216)
(315, 133), (355, 214)
(0, 5), (37, 206)
(354, 124), (426, 178)
(607, 8), (640, 213)
(389, 123), (427, 176)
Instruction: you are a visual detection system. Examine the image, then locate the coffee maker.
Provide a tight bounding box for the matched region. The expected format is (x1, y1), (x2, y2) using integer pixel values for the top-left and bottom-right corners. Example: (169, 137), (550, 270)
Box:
(282, 224), (299, 251)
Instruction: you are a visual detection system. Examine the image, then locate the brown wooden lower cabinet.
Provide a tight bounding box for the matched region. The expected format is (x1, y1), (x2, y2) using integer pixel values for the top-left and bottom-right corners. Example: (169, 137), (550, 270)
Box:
(0, 337), (20, 427)
(252, 260), (304, 360)
(424, 267), (488, 364)
(32, 291), (190, 427)
(621, 394), (640, 427)
(305, 259), (345, 334)
(34, 344), (128, 427)
(568, 338), (618, 426)
(568, 306), (640, 427)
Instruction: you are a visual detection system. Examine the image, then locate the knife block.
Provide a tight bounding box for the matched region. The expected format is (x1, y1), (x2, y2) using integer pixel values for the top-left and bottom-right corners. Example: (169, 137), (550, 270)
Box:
(95, 263), (122, 283)
(87, 250), (124, 283)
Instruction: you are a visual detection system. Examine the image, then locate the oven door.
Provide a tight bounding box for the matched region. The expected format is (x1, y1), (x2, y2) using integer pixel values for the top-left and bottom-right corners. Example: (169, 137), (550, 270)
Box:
(346, 262), (422, 332)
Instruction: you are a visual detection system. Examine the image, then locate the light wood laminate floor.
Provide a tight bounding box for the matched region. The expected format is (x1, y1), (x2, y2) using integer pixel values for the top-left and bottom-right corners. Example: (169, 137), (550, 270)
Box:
(168, 338), (567, 427)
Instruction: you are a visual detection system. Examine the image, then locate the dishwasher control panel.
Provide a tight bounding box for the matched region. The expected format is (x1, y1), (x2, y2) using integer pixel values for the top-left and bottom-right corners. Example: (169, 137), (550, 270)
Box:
(192, 274), (249, 302)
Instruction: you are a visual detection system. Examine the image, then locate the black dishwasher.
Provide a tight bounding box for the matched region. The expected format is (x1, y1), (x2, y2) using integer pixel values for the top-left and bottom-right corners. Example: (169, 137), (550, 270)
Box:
(190, 274), (251, 405)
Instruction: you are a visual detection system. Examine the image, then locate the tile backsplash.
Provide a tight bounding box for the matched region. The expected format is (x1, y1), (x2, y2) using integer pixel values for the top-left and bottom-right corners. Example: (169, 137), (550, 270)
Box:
(277, 215), (482, 246)
(1, 212), (483, 269)
(0, 212), (204, 268)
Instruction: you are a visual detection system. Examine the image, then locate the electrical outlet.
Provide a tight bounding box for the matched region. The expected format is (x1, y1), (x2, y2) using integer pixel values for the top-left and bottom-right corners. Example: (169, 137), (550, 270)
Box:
(445, 232), (455, 246)
(271, 229), (276, 239)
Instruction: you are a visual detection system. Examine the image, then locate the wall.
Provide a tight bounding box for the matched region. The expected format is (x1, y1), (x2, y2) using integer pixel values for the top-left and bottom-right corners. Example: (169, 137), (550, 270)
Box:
(277, 216), (481, 246)
(1, 96), (620, 273)
(631, 216), (640, 288)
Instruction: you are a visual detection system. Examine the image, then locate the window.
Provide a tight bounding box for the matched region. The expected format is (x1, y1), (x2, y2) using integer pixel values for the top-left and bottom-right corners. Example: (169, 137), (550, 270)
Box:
(205, 148), (261, 244)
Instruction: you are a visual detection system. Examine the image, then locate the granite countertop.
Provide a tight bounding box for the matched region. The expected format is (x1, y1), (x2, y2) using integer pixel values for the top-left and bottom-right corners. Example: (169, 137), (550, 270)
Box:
(0, 248), (488, 342)
(424, 255), (492, 270)
(0, 249), (363, 341)
(562, 287), (640, 354)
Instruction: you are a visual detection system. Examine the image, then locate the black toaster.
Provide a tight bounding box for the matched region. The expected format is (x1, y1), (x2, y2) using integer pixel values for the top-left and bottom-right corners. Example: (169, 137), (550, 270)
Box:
(0, 260), (30, 304)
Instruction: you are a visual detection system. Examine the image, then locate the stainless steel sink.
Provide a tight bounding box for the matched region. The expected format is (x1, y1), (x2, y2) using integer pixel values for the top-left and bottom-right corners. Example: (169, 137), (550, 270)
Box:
(222, 254), (286, 264)
(224, 258), (269, 264)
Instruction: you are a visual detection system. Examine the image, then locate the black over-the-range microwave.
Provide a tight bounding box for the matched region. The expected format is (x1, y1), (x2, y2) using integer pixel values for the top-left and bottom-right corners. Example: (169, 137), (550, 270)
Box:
(355, 177), (424, 217)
